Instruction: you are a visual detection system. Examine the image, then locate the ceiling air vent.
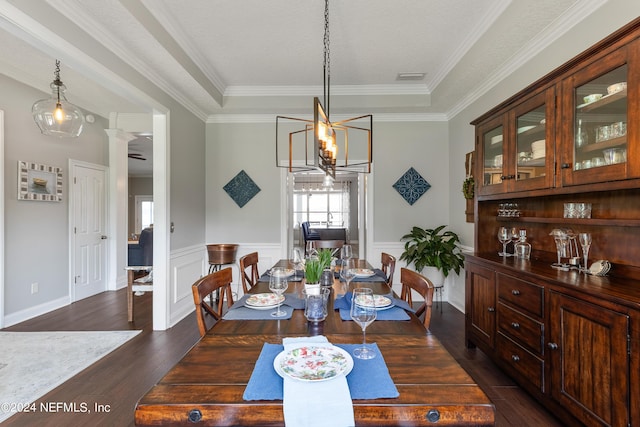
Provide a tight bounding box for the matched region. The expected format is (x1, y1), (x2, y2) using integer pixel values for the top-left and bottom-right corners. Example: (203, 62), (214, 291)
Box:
(396, 72), (426, 81)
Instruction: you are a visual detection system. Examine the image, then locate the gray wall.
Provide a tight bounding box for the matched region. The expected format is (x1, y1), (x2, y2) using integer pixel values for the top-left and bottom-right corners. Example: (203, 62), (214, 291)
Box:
(206, 123), (282, 244)
(169, 111), (206, 250)
(2, 74), (109, 314)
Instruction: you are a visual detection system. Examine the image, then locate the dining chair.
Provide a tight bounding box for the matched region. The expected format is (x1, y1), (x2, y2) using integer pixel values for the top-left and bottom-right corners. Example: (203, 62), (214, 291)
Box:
(381, 252), (396, 288)
(191, 267), (234, 337)
(399, 267), (435, 330)
(314, 239), (345, 257)
(239, 252), (260, 294)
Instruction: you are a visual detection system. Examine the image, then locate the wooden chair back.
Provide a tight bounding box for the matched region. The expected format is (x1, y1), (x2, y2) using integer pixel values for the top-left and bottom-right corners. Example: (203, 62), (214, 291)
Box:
(239, 252), (260, 294)
(191, 268), (234, 337)
(400, 267), (435, 330)
(314, 240), (345, 257)
(381, 252), (396, 288)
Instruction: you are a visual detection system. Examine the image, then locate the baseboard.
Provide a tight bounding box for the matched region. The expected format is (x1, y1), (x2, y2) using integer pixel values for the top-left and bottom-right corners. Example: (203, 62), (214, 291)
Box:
(3, 296), (71, 327)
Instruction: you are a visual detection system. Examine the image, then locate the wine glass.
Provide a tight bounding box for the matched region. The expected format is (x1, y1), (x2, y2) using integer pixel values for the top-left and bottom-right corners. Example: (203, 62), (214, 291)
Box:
(305, 240), (317, 258)
(269, 268), (289, 317)
(350, 288), (377, 359)
(579, 233), (592, 272)
(290, 248), (303, 280)
(340, 258), (356, 293)
(498, 226), (510, 256)
(340, 244), (353, 267)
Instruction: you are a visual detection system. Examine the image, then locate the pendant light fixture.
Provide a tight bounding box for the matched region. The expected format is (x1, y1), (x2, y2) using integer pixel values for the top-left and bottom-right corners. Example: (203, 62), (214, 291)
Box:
(32, 60), (85, 138)
(275, 0), (372, 178)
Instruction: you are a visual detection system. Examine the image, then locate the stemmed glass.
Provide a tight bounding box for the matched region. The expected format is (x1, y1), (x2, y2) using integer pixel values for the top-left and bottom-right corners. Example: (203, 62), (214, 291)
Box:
(269, 268), (289, 317)
(579, 233), (592, 272)
(290, 248), (303, 280)
(340, 258), (356, 293)
(340, 244), (353, 268)
(350, 288), (377, 359)
(305, 240), (317, 259)
(498, 226), (510, 256)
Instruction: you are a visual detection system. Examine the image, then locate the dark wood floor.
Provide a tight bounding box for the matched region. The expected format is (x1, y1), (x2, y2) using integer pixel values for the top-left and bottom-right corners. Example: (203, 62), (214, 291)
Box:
(1, 290), (564, 426)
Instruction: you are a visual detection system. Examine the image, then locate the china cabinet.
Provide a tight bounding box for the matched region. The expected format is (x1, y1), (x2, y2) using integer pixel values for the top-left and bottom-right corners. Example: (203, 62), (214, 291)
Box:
(466, 17), (640, 427)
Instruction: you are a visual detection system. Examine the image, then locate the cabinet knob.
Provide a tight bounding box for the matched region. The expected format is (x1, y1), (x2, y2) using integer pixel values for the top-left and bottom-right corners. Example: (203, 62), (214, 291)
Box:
(511, 289), (521, 296)
(487, 306), (495, 312)
(511, 355), (520, 362)
(426, 409), (441, 423)
(188, 409), (202, 423)
(511, 322), (520, 329)
(548, 342), (558, 350)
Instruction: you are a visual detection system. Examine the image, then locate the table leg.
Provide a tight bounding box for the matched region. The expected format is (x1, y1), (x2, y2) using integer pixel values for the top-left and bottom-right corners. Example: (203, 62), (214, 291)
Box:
(128, 270), (134, 322)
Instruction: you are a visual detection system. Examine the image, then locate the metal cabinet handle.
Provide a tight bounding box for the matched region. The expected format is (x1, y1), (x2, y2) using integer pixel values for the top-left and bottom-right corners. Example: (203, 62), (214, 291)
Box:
(511, 322), (520, 329)
(487, 307), (495, 312)
(561, 163), (572, 169)
(188, 409), (202, 423)
(101, 235), (108, 239)
(548, 342), (558, 350)
(511, 355), (520, 362)
(511, 289), (521, 295)
(426, 409), (441, 423)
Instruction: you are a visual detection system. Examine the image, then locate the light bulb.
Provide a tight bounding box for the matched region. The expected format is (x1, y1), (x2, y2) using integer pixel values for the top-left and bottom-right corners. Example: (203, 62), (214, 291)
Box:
(54, 103), (64, 122)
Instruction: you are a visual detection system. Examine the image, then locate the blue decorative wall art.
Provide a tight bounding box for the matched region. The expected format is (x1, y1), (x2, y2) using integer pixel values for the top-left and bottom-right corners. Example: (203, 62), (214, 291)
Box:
(392, 167), (431, 205)
(223, 170), (261, 208)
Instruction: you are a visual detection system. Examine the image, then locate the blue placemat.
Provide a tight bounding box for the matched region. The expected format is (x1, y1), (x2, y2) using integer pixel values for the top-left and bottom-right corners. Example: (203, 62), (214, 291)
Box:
(243, 342), (399, 401)
(259, 270), (305, 282)
(333, 292), (413, 321)
(223, 305), (294, 320)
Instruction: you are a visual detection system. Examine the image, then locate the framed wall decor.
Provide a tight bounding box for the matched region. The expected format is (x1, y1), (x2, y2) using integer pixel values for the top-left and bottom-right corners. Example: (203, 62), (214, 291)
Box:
(17, 161), (63, 202)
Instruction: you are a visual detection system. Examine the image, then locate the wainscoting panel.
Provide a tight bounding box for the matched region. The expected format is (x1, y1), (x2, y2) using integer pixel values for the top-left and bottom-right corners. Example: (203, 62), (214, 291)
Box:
(169, 244), (208, 326)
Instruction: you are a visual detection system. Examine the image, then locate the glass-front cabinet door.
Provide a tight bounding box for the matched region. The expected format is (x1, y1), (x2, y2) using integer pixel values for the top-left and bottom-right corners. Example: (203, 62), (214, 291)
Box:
(477, 115), (507, 196)
(476, 88), (555, 196)
(510, 88), (555, 192)
(561, 40), (638, 186)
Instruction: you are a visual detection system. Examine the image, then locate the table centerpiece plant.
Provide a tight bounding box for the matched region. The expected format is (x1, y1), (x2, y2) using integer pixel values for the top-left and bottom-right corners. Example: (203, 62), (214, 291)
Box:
(305, 249), (333, 284)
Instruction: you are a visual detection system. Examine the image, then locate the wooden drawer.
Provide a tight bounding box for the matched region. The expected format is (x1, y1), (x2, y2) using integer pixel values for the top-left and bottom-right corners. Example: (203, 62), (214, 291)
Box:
(497, 302), (544, 355)
(497, 273), (543, 318)
(496, 333), (545, 393)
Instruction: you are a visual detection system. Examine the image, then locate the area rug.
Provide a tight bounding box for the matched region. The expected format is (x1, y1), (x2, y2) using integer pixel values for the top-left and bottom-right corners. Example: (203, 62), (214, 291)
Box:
(0, 330), (141, 422)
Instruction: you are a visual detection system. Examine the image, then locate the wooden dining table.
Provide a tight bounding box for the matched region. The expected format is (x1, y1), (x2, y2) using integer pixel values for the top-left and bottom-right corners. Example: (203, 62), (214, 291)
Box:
(134, 259), (495, 426)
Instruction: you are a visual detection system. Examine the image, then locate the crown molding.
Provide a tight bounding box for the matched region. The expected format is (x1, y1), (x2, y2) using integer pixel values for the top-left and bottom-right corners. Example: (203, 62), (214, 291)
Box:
(224, 84), (430, 97)
(206, 112), (446, 124)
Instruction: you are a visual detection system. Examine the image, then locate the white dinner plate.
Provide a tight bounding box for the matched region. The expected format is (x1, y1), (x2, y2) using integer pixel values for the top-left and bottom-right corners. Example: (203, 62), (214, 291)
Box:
(268, 268), (295, 277)
(245, 293), (285, 308)
(353, 268), (375, 278)
(354, 294), (392, 309)
(273, 345), (353, 382)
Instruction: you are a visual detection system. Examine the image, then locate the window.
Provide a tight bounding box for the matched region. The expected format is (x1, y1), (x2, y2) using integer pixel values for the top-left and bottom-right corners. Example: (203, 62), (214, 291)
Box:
(135, 195), (154, 232)
(292, 174), (351, 237)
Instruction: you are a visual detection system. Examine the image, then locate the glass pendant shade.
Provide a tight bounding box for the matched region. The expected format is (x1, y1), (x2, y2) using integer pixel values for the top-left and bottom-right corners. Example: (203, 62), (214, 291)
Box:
(32, 62), (84, 138)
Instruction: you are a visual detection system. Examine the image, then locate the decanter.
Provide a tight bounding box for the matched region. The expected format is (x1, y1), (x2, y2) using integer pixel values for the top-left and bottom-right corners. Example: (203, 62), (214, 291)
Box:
(515, 229), (531, 260)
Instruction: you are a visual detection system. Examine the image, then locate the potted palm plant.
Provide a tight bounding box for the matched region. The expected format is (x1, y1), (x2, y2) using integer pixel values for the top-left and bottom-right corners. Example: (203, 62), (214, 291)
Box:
(399, 225), (465, 286)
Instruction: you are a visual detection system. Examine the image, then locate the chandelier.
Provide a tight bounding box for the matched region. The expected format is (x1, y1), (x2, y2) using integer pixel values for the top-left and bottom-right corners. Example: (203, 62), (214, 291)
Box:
(32, 60), (85, 138)
(275, 0), (372, 178)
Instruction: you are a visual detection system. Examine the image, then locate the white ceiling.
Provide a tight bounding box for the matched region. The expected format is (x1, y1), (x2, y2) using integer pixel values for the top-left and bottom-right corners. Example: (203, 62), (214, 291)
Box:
(0, 0), (602, 174)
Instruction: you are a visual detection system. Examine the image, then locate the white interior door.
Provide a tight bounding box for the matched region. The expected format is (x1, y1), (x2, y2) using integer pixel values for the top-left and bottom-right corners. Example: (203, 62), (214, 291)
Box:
(71, 161), (108, 301)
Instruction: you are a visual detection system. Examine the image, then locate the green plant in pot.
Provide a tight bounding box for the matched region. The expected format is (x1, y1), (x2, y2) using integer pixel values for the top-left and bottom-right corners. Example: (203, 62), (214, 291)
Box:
(305, 258), (324, 284)
(400, 225), (465, 285)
